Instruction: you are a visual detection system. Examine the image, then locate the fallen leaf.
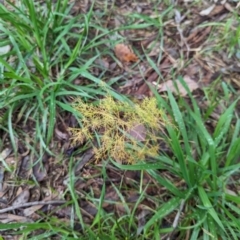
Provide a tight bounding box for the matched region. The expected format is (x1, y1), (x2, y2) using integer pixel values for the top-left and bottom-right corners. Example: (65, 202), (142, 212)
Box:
(18, 156), (31, 179)
(187, 26), (212, 47)
(55, 127), (69, 141)
(23, 204), (44, 217)
(137, 209), (151, 236)
(114, 43), (138, 63)
(12, 188), (30, 206)
(33, 163), (48, 182)
(0, 45), (11, 55)
(199, 5), (215, 16)
(174, 9), (184, 24)
(0, 148), (12, 160)
(224, 3), (234, 13)
(128, 124), (146, 142)
(154, 76), (199, 96)
(33, 155), (49, 182)
(0, 214), (31, 223)
(95, 58), (110, 70)
(208, 5), (225, 17)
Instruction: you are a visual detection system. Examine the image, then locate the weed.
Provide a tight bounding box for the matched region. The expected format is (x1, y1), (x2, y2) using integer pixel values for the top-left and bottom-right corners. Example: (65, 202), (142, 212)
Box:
(69, 96), (169, 163)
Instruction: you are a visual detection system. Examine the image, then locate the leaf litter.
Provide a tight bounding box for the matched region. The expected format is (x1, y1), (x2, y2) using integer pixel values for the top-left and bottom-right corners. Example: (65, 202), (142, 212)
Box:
(154, 75), (199, 96)
(0, 0), (240, 238)
(114, 43), (138, 63)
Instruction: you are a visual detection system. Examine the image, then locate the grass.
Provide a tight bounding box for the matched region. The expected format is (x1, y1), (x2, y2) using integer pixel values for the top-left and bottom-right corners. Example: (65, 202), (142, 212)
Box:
(0, 0), (240, 239)
(0, 0), (124, 153)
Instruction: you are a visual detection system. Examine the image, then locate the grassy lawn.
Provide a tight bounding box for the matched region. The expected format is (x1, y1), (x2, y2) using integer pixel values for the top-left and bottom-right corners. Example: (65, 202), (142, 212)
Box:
(0, 0), (239, 239)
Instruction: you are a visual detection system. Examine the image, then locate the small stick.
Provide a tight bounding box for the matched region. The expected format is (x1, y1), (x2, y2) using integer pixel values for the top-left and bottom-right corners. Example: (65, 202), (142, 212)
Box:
(167, 199), (185, 240)
(0, 200), (66, 214)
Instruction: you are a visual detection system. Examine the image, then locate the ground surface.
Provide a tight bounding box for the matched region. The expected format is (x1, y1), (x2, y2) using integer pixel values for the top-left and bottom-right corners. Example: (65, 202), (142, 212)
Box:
(0, 0), (239, 239)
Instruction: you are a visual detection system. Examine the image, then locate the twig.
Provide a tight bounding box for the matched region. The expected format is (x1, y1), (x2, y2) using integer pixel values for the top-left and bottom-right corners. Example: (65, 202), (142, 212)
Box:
(167, 199), (185, 240)
(0, 200), (66, 214)
(174, 9), (190, 58)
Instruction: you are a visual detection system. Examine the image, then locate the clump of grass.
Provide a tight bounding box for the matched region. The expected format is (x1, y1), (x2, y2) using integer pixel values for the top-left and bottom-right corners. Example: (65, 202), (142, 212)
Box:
(69, 96), (169, 163)
(0, 0), (124, 152)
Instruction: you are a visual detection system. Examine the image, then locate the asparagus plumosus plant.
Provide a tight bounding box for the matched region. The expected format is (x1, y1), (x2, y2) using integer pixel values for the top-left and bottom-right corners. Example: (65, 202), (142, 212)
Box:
(69, 96), (170, 163)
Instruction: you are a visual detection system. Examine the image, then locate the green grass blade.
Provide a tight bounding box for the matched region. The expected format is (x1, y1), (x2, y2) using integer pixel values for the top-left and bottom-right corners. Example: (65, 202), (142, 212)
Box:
(213, 99), (237, 146)
(198, 186), (225, 232)
(46, 92), (56, 144)
(144, 196), (181, 233)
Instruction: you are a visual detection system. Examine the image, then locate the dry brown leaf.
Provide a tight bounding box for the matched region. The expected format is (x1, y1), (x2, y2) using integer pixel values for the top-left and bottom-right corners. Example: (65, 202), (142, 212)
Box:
(12, 188), (30, 206)
(224, 3), (234, 13)
(208, 5), (225, 17)
(128, 124), (146, 142)
(154, 76), (199, 96)
(199, 4), (216, 16)
(33, 156), (49, 182)
(0, 44), (11, 55)
(0, 148), (12, 159)
(187, 26), (212, 46)
(23, 204), (44, 217)
(0, 214), (31, 223)
(55, 127), (69, 141)
(114, 43), (138, 63)
(95, 58), (110, 70)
